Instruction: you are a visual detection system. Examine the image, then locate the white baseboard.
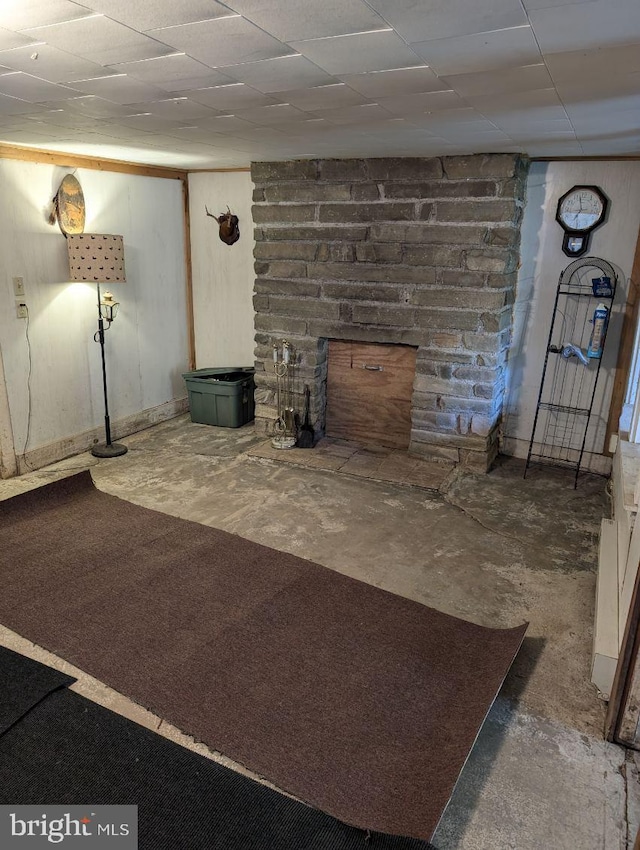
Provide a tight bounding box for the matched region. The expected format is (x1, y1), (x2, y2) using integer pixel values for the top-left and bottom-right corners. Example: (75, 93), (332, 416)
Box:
(501, 435), (613, 476)
(13, 397), (189, 476)
(592, 518), (619, 700)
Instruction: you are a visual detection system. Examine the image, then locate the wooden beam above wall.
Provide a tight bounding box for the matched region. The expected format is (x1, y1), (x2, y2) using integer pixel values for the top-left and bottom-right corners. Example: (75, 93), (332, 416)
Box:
(188, 167), (251, 173)
(0, 144), (188, 180)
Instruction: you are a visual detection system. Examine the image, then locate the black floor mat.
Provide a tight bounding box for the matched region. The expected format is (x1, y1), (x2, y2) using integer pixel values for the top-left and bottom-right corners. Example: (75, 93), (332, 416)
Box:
(0, 646), (431, 850)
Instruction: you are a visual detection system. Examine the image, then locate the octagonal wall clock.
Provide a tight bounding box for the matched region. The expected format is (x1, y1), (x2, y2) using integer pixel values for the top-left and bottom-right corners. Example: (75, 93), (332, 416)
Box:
(53, 173), (86, 236)
(556, 184), (609, 257)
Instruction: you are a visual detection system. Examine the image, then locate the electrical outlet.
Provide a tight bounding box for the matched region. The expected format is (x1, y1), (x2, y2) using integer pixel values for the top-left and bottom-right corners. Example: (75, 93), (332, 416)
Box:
(12, 276), (25, 297)
(16, 302), (28, 319)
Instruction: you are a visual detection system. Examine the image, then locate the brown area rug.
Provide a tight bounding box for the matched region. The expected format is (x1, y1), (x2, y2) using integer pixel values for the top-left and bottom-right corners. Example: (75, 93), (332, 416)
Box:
(0, 472), (527, 841)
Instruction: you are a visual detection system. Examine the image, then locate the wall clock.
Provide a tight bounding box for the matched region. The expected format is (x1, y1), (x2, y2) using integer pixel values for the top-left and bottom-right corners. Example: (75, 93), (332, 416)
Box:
(53, 174), (86, 236)
(556, 185), (608, 257)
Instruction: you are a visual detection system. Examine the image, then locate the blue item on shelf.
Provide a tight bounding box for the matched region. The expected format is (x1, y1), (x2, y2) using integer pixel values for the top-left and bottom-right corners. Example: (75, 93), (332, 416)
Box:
(592, 276), (613, 297)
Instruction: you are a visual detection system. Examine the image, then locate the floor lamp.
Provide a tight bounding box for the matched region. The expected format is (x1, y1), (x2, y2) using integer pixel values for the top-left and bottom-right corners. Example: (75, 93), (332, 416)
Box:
(67, 233), (128, 459)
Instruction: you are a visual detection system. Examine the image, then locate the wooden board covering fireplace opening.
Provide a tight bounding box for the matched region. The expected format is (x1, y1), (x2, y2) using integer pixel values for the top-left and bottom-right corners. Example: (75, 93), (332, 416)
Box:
(326, 340), (417, 450)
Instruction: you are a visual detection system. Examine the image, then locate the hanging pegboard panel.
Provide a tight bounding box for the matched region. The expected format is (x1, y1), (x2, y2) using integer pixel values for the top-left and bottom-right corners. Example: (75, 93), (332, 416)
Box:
(67, 233), (126, 283)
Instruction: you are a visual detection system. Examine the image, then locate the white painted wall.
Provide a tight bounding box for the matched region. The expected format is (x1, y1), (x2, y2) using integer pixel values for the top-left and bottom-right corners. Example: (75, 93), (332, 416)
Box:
(504, 161), (640, 465)
(188, 171), (255, 368)
(0, 159), (189, 467)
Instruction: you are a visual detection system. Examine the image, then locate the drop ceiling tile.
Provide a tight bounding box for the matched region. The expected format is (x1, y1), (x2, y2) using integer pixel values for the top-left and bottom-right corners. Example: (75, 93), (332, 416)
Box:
(556, 73), (640, 104)
(491, 116), (574, 132)
(507, 125), (577, 139)
(69, 75), (168, 104)
(365, 0), (527, 42)
(289, 30), (423, 76)
(315, 103), (397, 124)
(411, 26), (543, 76)
(0, 118), (48, 132)
(410, 117), (499, 133)
(186, 82), (277, 110)
(562, 92), (640, 119)
(230, 126), (290, 143)
(467, 87), (565, 113)
(78, 0), (232, 32)
(148, 16), (294, 67)
(339, 67), (448, 97)
(376, 90), (467, 116)
(233, 103), (311, 124)
(442, 129), (513, 142)
(188, 114), (260, 134)
(92, 123), (154, 139)
(0, 0), (90, 30)
(24, 16), (176, 65)
(0, 72), (80, 102)
(0, 128), (65, 143)
(174, 128), (223, 144)
(222, 55), (336, 93)
(405, 107), (488, 125)
(545, 43), (640, 83)
(128, 97), (217, 120)
(26, 108), (107, 128)
(113, 132), (191, 147)
(443, 64), (553, 98)
(0, 93), (46, 115)
(55, 130), (117, 144)
(275, 84), (368, 111)
(579, 136), (640, 154)
(0, 27), (38, 51)
(0, 44), (119, 83)
(272, 117), (336, 135)
(523, 140), (584, 155)
(222, 0), (387, 41)
(163, 73), (239, 93)
(109, 54), (233, 87)
(527, 0), (640, 52)
(50, 95), (140, 118)
(523, 0), (597, 9)
(570, 110), (640, 134)
(117, 113), (187, 131)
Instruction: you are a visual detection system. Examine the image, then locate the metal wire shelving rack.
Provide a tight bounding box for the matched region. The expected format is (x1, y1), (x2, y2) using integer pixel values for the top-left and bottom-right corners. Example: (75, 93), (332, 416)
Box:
(524, 256), (618, 487)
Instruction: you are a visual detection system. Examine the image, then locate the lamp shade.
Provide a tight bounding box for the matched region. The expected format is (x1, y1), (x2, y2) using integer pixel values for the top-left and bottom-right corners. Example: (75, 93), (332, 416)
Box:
(67, 233), (126, 283)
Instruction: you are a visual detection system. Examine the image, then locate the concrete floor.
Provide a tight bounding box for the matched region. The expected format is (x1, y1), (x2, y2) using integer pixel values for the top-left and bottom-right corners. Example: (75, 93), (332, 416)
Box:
(0, 413), (637, 849)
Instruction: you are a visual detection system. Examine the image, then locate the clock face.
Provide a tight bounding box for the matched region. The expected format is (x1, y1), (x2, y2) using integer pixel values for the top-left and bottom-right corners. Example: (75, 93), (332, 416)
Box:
(557, 186), (606, 232)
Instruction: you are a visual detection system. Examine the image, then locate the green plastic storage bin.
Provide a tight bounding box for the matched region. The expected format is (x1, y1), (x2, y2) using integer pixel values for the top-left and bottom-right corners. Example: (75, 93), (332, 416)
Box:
(183, 368), (255, 428)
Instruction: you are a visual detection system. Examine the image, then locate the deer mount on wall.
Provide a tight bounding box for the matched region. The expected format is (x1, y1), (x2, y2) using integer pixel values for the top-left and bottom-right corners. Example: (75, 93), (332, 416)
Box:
(205, 205), (240, 245)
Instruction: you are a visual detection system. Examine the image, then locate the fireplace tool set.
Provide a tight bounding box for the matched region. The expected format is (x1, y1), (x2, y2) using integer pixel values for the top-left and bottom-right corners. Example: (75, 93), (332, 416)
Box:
(272, 340), (297, 449)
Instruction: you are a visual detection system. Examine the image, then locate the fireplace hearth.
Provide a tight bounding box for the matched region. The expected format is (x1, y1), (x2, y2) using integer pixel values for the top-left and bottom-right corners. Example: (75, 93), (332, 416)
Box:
(251, 154), (529, 471)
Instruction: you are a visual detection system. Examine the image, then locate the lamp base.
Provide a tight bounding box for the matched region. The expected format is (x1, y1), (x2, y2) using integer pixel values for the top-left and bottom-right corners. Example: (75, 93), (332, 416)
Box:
(91, 442), (128, 458)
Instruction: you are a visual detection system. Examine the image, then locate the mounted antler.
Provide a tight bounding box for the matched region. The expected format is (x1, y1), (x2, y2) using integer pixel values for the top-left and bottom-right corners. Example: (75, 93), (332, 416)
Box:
(205, 204), (240, 246)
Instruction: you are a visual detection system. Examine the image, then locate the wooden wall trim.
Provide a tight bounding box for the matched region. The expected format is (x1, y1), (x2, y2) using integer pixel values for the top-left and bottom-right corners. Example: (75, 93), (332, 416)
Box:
(188, 167), (251, 173)
(605, 543), (640, 742)
(182, 178), (196, 370)
(532, 156), (640, 162)
(604, 227), (640, 452)
(0, 144), (187, 180)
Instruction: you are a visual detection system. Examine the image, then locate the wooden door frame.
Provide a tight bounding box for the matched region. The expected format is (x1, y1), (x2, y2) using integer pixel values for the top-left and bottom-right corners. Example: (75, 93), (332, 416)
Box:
(605, 228), (640, 743)
(605, 226), (640, 451)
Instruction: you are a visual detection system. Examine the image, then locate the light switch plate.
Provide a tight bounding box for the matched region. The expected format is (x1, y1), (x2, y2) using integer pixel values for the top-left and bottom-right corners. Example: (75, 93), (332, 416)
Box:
(13, 276), (25, 296)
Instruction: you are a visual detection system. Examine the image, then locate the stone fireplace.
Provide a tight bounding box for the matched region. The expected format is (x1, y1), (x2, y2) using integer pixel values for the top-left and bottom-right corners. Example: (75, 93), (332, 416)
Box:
(251, 154), (529, 471)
